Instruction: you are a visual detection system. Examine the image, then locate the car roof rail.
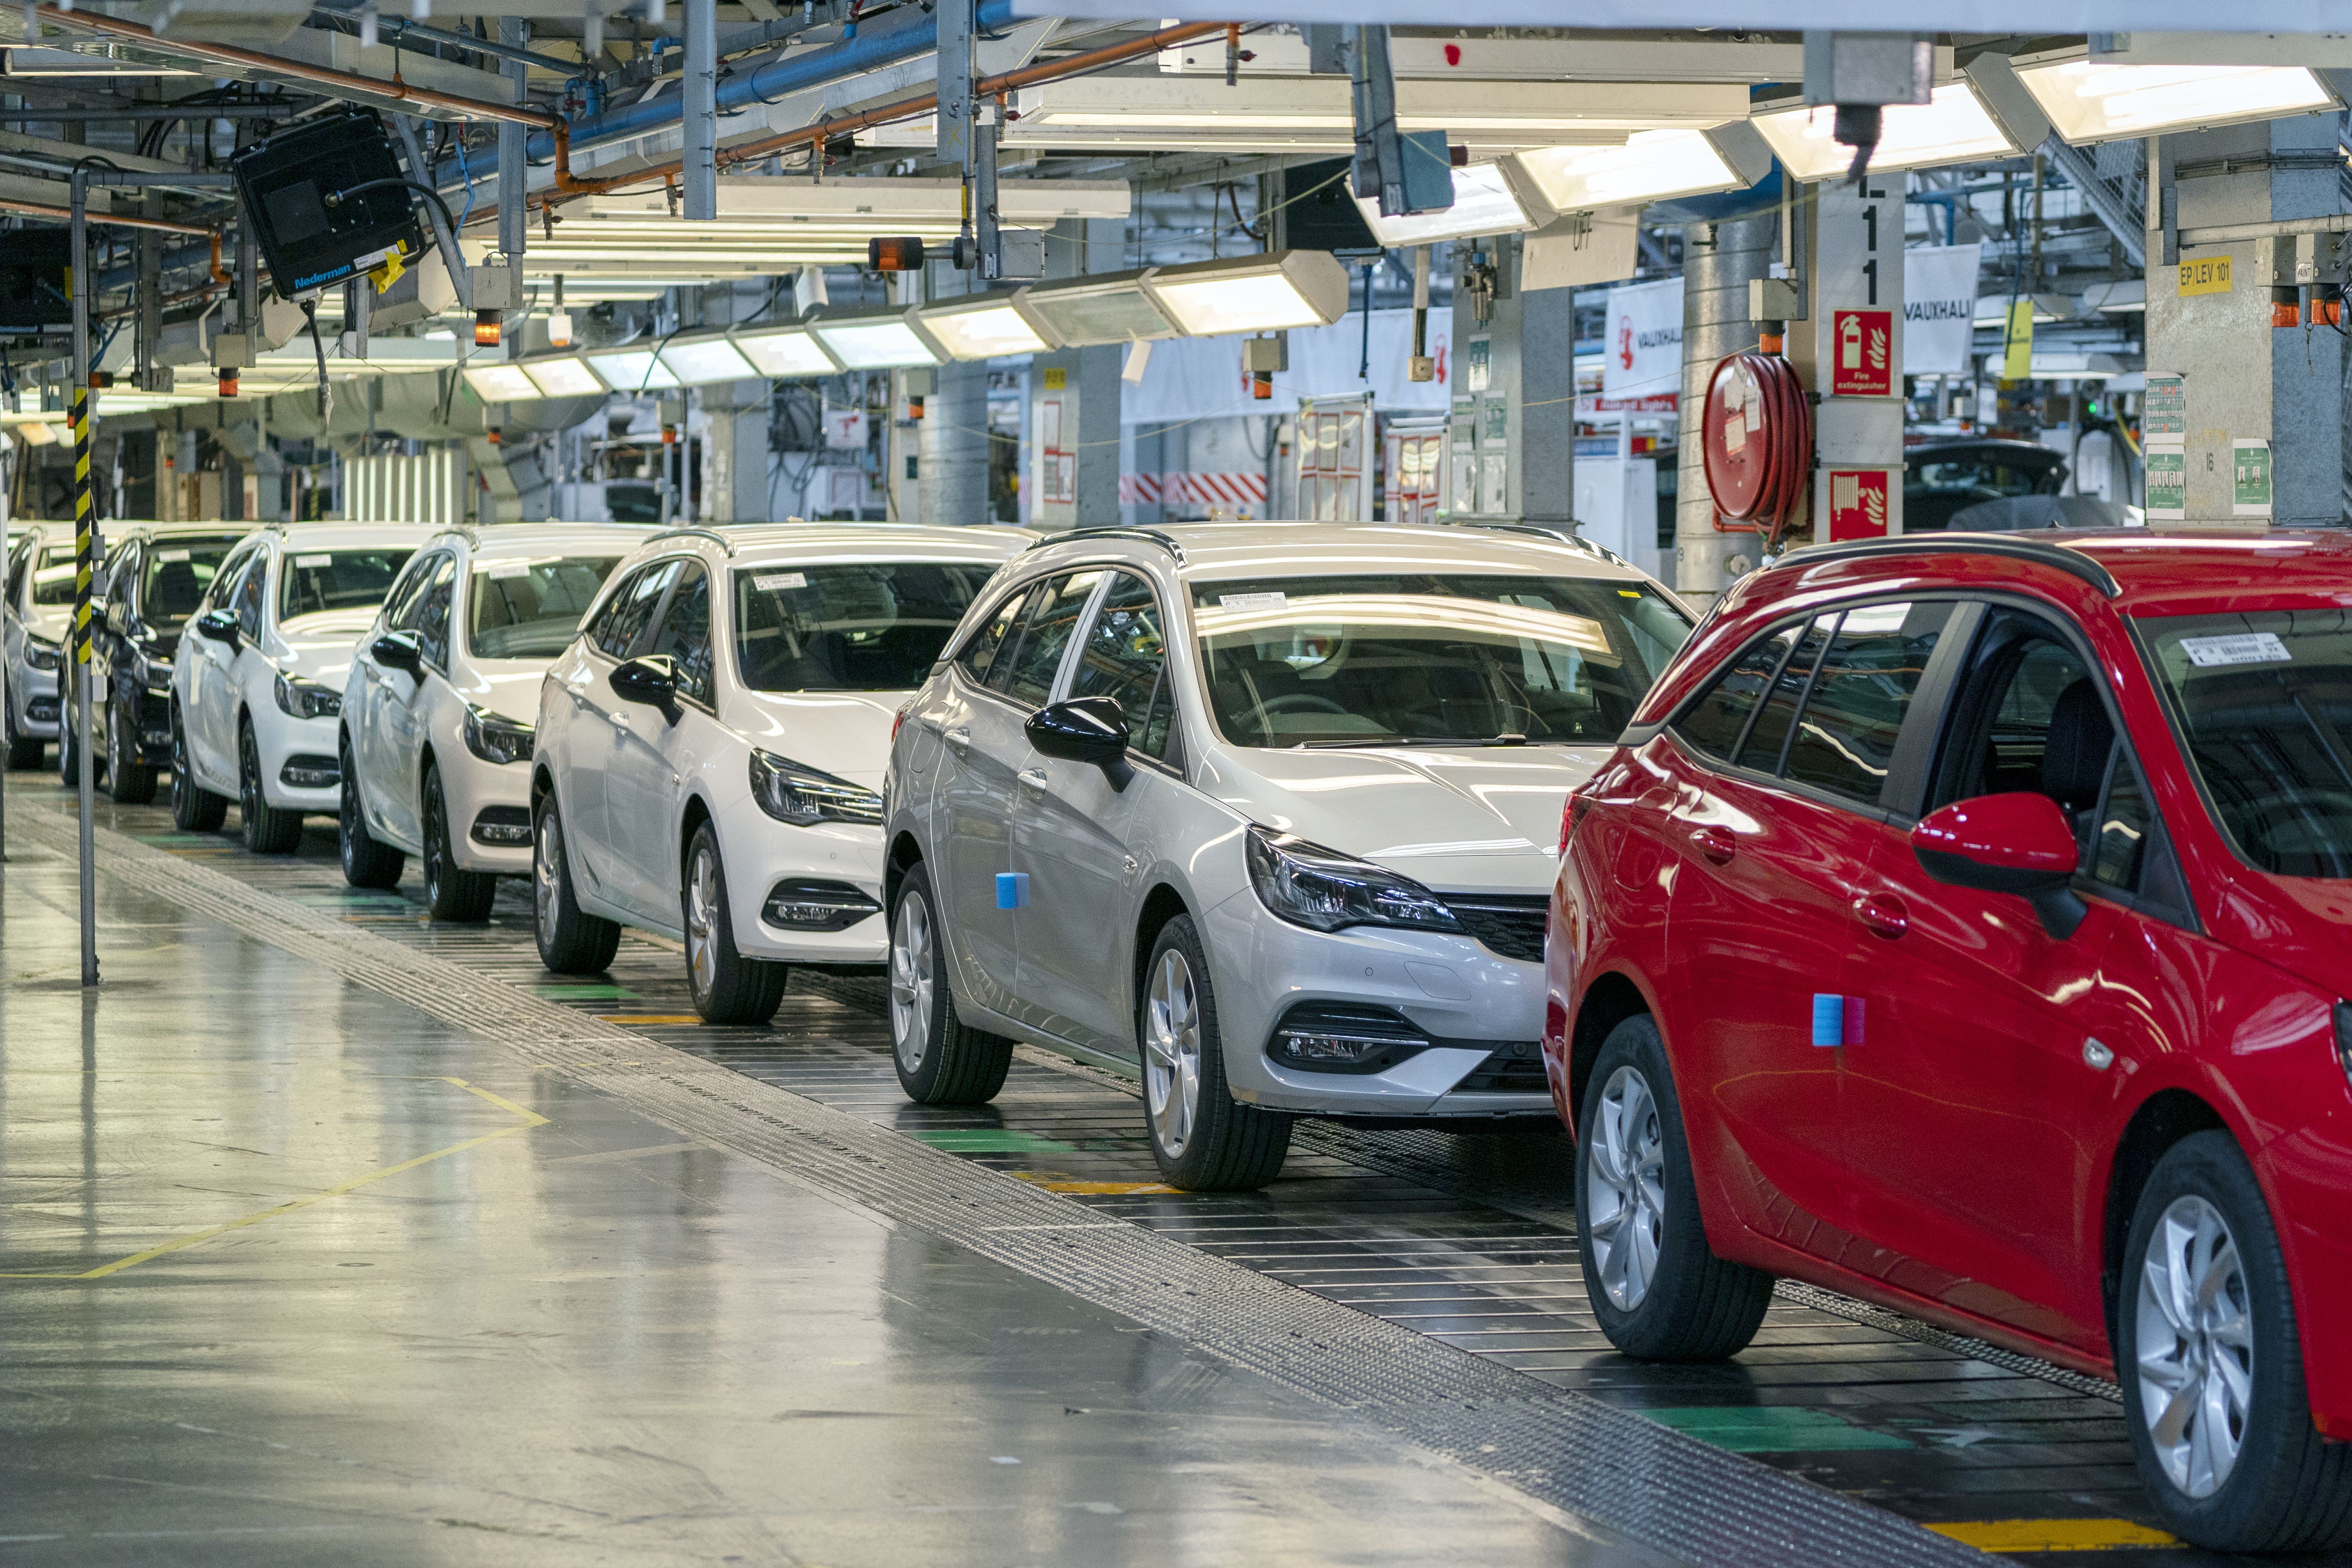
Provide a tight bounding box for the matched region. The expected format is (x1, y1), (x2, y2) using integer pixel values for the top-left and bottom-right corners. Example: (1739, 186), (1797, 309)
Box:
(1778, 533), (2122, 599)
(426, 523), (481, 548)
(1459, 520), (1634, 570)
(1025, 525), (1186, 563)
(644, 526), (738, 557)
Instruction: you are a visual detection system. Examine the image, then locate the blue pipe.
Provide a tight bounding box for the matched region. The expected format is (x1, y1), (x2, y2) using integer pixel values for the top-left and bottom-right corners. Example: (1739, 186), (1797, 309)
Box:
(526, 0), (1017, 165)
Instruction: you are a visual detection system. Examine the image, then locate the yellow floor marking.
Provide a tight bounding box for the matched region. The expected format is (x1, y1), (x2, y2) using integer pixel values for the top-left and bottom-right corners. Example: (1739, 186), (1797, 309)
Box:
(595, 1014), (704, 1026)
(1928, 1519), (2182, 1552)
(1012, 1175), (1178, 1196)
(0, 1078), (547, 1281)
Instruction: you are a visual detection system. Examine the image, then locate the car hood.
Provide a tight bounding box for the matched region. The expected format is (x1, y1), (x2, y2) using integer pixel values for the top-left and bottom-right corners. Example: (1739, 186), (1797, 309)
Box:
(1202, 743), (1608, 894)
(455, 657), (562, 723)
(735, 689), (909, 786)
(23, 605), (69, 642)
(274, 609), (382, 686)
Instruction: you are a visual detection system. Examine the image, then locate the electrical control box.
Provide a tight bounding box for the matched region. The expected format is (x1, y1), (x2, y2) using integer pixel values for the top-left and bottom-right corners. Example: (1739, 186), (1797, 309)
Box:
(231, 107), (422, 301)
(0, 230), (72, 331)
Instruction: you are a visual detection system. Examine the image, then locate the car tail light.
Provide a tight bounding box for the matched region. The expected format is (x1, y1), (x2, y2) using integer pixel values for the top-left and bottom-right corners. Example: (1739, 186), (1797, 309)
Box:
(2336, 1002), (2352, 1089)
(1559, 792), (1595, 857)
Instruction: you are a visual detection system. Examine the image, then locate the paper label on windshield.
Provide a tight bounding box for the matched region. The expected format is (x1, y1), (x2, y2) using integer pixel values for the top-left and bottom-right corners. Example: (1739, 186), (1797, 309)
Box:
(158, 549), (190, 562)
(486, 561), (531, 579)
(293, 553), (332, 569)
(1219, 591), (1286, 611)
(2181, 632), (2292, 668)
(752, 571), (807, 591)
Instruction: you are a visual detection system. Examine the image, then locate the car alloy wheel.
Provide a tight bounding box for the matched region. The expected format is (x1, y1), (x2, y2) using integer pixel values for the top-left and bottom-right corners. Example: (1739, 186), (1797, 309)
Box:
(685, 838), (721, 1003)
(535, 808), (564, 951)
(1587, 1063), (1667, 1312)
(2135, 1193), (2254, 1500)
(889, 891), (934, 1073)
(1143, 946), (1203, 1159)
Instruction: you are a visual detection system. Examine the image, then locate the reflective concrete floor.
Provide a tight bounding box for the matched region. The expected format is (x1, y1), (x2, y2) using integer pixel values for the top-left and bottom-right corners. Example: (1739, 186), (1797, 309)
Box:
(0, 825), (1650, 1566)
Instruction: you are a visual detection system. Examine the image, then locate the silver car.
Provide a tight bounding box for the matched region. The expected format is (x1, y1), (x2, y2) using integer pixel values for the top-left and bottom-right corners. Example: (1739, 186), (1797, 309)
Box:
(881, 522), (1694, 1191)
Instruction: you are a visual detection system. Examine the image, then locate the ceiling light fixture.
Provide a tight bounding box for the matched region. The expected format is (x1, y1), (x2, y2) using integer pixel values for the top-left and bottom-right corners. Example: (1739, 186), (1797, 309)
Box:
(1509, 126), (1764, 212)
(1753, 82), (2017, 180)
(1354, 162), (1534, 247)
(733, 325), (841, 378)
(2015, 59), (2336, 143)
(1141, 250), (1353, 337)
(1016, 270), (1179, 347)
(916, 293), (1057, 360)
(657, 335), (759, 385)
(807, 309), (944, 370)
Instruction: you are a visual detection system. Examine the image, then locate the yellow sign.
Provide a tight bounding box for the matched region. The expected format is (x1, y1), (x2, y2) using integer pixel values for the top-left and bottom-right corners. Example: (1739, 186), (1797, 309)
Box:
(2178, 255), (2233, 296)
(2000, 298), (2035, 381)
(1041, 367), (1068, 389)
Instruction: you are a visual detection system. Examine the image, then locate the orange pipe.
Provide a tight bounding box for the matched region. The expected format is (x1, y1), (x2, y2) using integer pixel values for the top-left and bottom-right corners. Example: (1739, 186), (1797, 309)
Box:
(0, 196), (216, 237)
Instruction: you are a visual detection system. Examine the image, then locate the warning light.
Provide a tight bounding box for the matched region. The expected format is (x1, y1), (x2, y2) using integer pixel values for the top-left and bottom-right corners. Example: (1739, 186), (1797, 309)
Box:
(1251, 372), (1272, 400)
(218, 368), (239, 398)
(867, 236), (925, 272)
(907, 393), (926, 421)
(474, 309), (502, 347)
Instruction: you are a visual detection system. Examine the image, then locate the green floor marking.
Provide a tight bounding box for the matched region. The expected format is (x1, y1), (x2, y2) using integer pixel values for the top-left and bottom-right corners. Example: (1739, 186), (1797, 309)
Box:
(906, 1128), (1077, 1154)
(532, 984), (639, 1001)
(1640, 1406), (1911, 1453)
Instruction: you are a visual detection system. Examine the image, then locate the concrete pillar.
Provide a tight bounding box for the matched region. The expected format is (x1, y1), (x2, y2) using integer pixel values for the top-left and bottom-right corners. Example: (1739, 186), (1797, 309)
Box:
(2147, 117), (2346, 525)
(1675, 212), (1776, 604)
(1445, 238), (1575, 525)
(699, 404), (770, 523)
(1029, 345), (1119, 529)
(920, 358), (989, 526)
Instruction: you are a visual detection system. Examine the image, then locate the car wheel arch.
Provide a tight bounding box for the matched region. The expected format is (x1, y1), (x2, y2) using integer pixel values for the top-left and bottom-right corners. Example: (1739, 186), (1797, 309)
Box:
(531, 764), (555, 809)
(1132, 883), (1192, 1026)
(678, 793), (714, 875)
(884, 831), (923, 915)
(1570, 970), (1656, 1139)
(2102, 1088), (2232, 1345)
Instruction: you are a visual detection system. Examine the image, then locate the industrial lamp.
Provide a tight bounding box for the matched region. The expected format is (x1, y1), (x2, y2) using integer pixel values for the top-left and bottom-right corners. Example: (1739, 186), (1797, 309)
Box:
(1141, 250), (1352, 337)
(2015, 60), (2335, 143)
(1511, 127), (1759, 213)
(657, 335), (760, 385)
(733, 325), (841, 378)
(1354, 162), (1535, 247)
(519, 356), (608, 397)
(1753, 82), (2018, 181)
(916, 293), (1057, 360)
(461, 362), (539, 402)
(1016, 270), (1179, 346)
(585, 348), (681, 392)
(807, 309), (944, 370)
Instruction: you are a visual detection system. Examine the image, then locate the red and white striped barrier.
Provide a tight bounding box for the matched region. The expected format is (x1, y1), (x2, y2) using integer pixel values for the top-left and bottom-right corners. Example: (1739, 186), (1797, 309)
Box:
(1119, 471), (1270, 506)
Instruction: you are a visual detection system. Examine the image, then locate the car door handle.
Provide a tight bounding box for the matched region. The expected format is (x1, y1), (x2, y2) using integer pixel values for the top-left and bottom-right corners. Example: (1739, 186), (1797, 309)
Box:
(1691, 825), (1736, 865)
(944, 726), (972, 759)
(1854, 891), (1910, 940)
(1018, 767), (1049, 789)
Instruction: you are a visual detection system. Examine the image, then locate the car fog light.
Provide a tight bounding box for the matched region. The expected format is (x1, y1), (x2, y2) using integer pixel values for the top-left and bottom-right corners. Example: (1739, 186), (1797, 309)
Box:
(27, 697), (59, 722)
(470, 805), (533, 846)
(279, 753), (341, 788)
(762, 879), (882, 931)
(1269, 1003), (1431, 1074)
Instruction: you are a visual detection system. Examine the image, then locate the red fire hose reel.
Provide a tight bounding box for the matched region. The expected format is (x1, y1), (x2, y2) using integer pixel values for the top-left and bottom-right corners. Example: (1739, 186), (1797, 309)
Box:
(1701, 349), (1812, 551)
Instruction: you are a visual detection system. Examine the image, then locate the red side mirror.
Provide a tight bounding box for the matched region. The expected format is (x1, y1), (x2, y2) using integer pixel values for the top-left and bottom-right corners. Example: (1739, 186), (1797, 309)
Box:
(1912, 792), (2086, 939)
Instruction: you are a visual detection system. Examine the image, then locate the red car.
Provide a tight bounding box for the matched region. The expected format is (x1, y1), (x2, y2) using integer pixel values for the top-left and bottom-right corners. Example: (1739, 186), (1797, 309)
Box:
(1544, 531), (2352, 1552)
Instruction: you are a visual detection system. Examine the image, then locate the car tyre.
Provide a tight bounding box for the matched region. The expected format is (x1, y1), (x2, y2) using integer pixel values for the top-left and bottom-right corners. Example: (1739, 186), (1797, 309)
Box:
(682, 820), (787, 1025)
(4, 701), (41, 770)
(237, 717), (303, 854)
(532, 792), (619, 975)
(1140, 915), (1291, 1192)
(888, 860), (1012, 1105)
(56, 691), (83, 787)
(421, 764), (496, 922)
(1576, 1014), (1774, 1361)
(169, 705), (226, 831)
(337, 732), (403, 889)
(2119, 1130), (2352, 1552)
(106, 689), (157, 804)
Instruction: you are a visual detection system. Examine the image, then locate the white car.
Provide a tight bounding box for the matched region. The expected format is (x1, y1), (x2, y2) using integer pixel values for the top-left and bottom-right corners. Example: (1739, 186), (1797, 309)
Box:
(530, 522), (1032, 1023)
(4, 523), (75, 769)
(337, 523), (650, 918)
(880, 523), (1695, 1190)
(171, 522), (440, 851)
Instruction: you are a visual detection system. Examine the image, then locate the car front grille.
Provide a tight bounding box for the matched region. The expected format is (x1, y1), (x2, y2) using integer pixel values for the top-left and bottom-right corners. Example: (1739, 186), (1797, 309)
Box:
(1452, 1049), (1550, 1094)
(1445, 895), (1550, 964)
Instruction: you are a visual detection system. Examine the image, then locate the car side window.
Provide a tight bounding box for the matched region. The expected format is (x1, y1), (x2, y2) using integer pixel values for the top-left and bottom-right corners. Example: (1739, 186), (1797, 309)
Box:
(2092, 748), (2154, 891)
(380, 550), (440, 633)
(956, 583), (1035, 688)
(583, 565), (645, 657)
(232, 547), (269, 640)
(103, 542), (137, 633)
(1927, 610), (2107, 833)
(415, 553), (459, 671)
(1780, 602), (1952, 807)
(1069, 572), (1179, 764)
(594, 560), (679, 661)
(994, 570), (1103, 706)
(1736, 613), (1836, 774)
(645, 561), (713, 706)
(1674, 622), (1801, 760)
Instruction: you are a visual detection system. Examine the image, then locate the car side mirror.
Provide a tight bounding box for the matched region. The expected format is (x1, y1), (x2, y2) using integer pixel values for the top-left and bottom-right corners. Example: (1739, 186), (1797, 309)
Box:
(193, 607), (240, 650)
(1912, 792), (2087, 940)
(1026, 695), (1133, 790)
(371, 630), (423, 678)
(610, 653), (681, 723)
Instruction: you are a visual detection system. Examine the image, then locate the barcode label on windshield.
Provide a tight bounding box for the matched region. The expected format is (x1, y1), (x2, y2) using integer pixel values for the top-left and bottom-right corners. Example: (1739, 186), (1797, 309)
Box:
(752, 571), (807, 591)
(486, 561), (531, 579)
(293, 554), (332, 569)
(158, 549), (190, 562)
(2181, 632), (2292, 668)
(1218, 591), (1286, 611)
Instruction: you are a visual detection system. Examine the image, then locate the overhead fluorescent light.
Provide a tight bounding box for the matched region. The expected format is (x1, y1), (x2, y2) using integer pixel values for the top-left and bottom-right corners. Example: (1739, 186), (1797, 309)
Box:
(1017, 270), (1178, 346)
(461, 363), (541, 402)
(1355, 162), (1535, 246)
(0, 44), (199, 76)
(734, 325), (839, 378)
(916, 293), (1056, 360)
(2016, 60), (2335, 143)
(658, 335), (758, 385)
(1143, 250), (1352, 337)
(1511, 128), (1750, 211)
(585, 348), (681, 392)
(1754, 82), (2017, 180)
(520, 356), (608, 397)
(807, 310), (943, 370)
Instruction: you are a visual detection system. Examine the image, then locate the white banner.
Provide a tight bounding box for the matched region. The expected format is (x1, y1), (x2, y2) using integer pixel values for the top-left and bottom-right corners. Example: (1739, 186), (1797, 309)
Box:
(1601, 276), (1683, 402)
(1904, 242), (1982, 376)
(1121, 309), (1453, 427)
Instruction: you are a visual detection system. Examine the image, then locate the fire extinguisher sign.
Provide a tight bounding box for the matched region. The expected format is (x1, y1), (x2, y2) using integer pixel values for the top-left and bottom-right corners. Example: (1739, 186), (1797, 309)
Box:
(1827, 470), (1891, 540)
(1830, 309), (1895, 397)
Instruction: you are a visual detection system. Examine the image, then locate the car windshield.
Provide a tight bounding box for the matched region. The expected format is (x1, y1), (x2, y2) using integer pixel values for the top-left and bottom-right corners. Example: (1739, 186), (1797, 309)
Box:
(2143, 608), (2352, 878)
(469, 555), (623, 659)
(29, 545), (77, 606)
(1192, 572), (1692, 748)
(140, 537), (242, 626)
(734, 561), (998, 692)
(280, 548), (414, 620)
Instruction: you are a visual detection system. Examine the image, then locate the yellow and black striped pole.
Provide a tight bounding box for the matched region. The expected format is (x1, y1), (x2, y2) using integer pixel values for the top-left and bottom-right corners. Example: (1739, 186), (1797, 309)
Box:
(67, 186), (98, 986)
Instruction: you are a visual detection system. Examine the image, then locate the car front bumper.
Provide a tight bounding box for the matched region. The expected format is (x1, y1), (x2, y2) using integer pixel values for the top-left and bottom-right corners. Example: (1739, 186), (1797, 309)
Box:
(249, 701), (344, 814)
(725, 816), (888, 967)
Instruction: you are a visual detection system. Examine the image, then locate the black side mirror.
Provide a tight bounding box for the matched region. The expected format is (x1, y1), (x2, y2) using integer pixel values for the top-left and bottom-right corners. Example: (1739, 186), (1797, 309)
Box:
(193, 608), (240, 650)
(1026, 695), (1132, 790)
(610, 654), (681, 723)
(371, 630), (424, 678)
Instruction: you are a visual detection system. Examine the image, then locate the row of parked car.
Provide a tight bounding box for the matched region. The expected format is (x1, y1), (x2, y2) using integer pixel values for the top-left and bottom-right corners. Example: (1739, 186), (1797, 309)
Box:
(7, 511), (2346, 1550)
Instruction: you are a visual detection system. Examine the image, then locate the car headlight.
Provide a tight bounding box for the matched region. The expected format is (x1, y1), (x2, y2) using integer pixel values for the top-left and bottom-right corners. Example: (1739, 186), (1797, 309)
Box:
(1245, 824), (1463, 935)
(273, 670), (341, 720)
(135, 643), (172, 690)
(748, 748), (883, 826)
(462, 703), (534, 766)
(22, 637), (60, 672)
